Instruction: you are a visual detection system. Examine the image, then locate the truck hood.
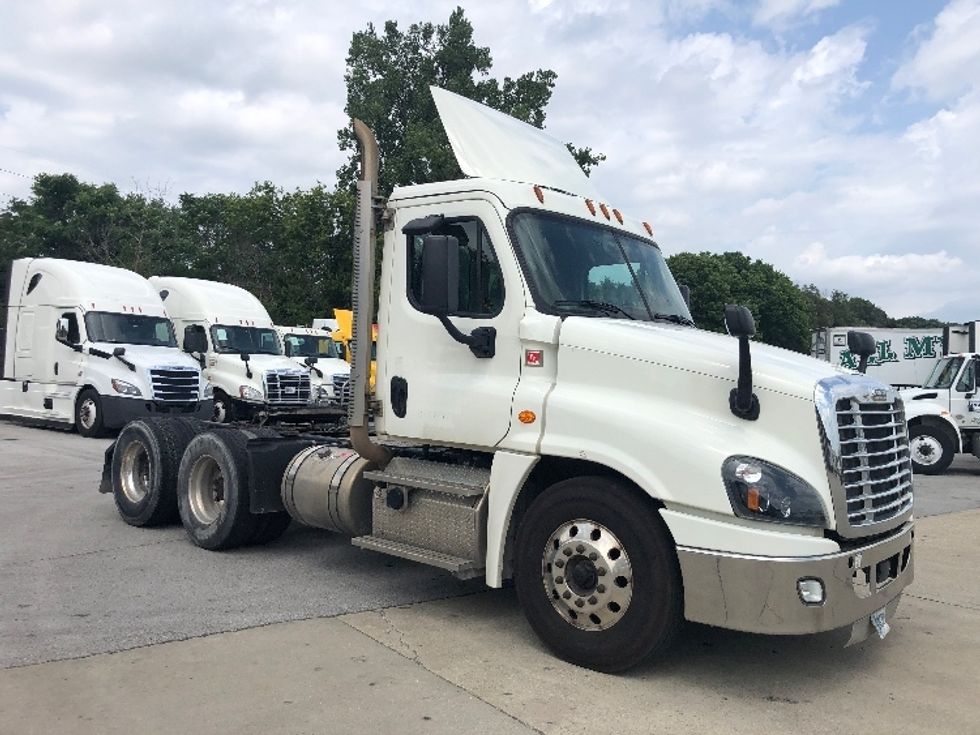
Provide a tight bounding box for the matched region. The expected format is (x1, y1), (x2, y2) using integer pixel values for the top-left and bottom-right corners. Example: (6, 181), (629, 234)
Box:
(559, 318), (848, 401)
(213, 353), (305, 376)
(286, 356), (350, 377)
(88, 342), (201, 371)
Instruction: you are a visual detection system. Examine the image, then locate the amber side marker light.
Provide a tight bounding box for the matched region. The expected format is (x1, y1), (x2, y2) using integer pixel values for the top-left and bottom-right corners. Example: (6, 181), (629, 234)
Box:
(585, 199), (596, 215)
(533, 185), (545, 203)
(599, 203), (611, 220)
(643, 221), (654, 236)
(518, 410), (537, 424)
(612, 208), (624, 224)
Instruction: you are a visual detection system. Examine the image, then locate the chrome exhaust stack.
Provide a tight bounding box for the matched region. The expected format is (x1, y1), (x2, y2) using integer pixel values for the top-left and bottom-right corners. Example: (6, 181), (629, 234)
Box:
(348, 118), (392, 466)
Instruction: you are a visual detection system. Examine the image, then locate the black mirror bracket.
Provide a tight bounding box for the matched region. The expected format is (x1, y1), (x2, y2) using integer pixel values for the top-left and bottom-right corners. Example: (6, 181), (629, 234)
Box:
(435, 315), (496, 359)
(729, 335), (760, 420)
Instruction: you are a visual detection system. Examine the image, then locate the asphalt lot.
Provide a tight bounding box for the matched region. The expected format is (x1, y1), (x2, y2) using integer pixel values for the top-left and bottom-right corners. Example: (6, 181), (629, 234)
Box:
(1, 420), (979, 734)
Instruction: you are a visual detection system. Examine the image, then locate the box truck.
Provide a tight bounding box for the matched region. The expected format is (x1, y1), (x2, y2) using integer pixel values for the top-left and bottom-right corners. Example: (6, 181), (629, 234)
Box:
(811, 326), (943, 387)
(149, 277), (342, 423)
(0, 258), (210, 436)
(101, 88), (914, 672)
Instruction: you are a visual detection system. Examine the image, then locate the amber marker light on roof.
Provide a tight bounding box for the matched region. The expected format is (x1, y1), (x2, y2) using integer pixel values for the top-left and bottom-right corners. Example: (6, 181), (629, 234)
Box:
(643, 221), (654, 236)
(533, 185), (545, 203)
(612, 208), (624, 224)
(599, 203), (611, 220)
(585, 199), (596, 215)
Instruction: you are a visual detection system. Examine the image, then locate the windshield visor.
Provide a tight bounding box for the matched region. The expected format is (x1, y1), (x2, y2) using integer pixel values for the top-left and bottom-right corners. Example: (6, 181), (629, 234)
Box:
(510, 211), (692, 323)
(284, 333), (341, 359)
(84, 312), (177, 347)
(211, 325), (281, 355)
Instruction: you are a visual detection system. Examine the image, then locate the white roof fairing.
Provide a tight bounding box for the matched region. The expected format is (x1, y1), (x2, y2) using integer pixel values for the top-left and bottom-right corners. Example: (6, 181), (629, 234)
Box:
(430, 86), (601, 200)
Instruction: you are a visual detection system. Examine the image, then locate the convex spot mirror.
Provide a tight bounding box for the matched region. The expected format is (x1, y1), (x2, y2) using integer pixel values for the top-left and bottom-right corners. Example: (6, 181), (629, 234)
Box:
(182, 325), (208, 354)
(724, 304), (755, 338)
(418, 234), (459, 316)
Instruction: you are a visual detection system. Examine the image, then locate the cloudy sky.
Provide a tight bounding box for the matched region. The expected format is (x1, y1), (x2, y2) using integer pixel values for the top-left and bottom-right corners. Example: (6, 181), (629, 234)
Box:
(1, 0), (978, 320)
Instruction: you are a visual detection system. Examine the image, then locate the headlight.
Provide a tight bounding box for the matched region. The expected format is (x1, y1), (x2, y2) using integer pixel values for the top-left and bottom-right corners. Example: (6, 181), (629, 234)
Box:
(239, 385), (263, 402)
(722, 456), (828, 527)
(111, 379), (141, 397)
(202, 382), (214, 399)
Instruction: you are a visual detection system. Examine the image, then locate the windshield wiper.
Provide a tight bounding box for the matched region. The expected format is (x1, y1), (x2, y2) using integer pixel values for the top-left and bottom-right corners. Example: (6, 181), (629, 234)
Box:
(652, 312), (695, 326)
(554, 300), (636, 320)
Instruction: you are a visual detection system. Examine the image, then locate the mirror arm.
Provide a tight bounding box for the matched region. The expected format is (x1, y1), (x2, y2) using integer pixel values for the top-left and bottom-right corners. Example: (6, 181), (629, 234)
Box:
(434, 315), (496, 359)
(729, 335), (760, 421)
(244, 360), (253, 380)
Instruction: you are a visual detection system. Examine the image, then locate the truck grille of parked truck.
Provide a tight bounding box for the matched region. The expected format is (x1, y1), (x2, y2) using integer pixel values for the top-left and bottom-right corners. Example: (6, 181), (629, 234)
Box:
(263, 369), (312, 405)
(149, 366), (201, 404)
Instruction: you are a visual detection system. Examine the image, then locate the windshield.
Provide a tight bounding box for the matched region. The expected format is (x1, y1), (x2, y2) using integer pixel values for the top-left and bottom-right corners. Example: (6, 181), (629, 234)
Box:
(923, 357), (964, 389)
(510, 211), (693, 323)
(210, 325), (281, 355)
(84, 312), (177, 347)
(283, 333), (341, 359)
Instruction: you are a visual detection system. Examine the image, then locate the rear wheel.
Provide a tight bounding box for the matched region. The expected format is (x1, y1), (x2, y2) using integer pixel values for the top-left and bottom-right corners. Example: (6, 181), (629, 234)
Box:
(75, 388), (106, 438)
(514, 476), (683, 672)
(177, 430), (257, 550)
(909, 423), (956, 475)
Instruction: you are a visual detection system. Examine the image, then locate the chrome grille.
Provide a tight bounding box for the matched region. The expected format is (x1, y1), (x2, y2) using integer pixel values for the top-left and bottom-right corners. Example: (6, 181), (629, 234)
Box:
(264, 370), (311, 405)
(332, 373), (352, 406)
(150, 367), (199, 403)
(816, 376), (914, 538)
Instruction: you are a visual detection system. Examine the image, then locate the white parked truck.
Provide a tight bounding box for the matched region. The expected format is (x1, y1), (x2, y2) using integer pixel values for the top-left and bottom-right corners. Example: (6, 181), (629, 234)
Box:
(811, 326), (944, 387)
(149, 277), (343, 424)
(0, 258), (211, 436)
(276, 325), (352, 408)
(101, 88), (914, 672)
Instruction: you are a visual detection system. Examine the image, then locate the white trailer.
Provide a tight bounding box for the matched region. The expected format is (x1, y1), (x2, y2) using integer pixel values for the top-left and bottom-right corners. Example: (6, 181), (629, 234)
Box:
(149, 277), (342, 424)
(0, 258), (210, 436)
(276, 325), (351, 408)
(811, 326), (943, 387)
(102, 88), (915, 672)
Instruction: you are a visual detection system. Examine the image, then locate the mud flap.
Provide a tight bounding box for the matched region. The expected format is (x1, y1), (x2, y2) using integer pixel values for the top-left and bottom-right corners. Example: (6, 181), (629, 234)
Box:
(98, 440), (116, 494)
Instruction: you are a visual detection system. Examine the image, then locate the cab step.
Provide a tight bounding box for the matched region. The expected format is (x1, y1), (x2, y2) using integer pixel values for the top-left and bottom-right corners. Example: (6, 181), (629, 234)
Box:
(352, 535), (484, 579)
(363, 457), (489, 497)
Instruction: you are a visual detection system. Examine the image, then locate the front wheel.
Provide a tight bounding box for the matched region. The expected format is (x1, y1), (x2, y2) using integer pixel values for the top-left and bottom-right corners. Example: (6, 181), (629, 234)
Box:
(75, 388), (107, 438)
(514, 476), (683, 672)
(212, 390), (235, 423)
(909, 423), (956, 475)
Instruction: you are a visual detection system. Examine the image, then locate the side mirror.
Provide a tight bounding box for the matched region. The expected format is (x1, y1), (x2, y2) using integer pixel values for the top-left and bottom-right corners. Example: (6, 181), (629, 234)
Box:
(679, 284), (691, 309)
(56, 317), (70, 343)
(847, 331), (876, 374)
(304, 356), (318, 367)
(724, 304), (755, 338)
(240, 352), (251, 362)
(418, 234), (459, 316)
(183, 325), (208, 354)
(112, 346), (126, 357)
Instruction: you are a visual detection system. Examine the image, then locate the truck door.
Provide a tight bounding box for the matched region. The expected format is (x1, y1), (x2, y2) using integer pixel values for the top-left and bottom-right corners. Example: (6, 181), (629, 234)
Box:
(52, 310), (84, 385)
(381, 199), (523, 447)
(951, 357), (980, 430)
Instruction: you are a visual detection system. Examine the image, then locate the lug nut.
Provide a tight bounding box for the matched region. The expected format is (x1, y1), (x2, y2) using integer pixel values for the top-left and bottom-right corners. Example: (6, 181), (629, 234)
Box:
(575, 599), (584, 608)
(576, 544), (585, 553)
(555, 559), (564, 568)
(588, 596), (598, 605)
(563, 548), (572, 556)
(588, 552), (598, 561)
(597, 567), (607, 576)
(563, 591), (571, 599)
(555, 576), (564, 584)
(596, 584), (606, 593)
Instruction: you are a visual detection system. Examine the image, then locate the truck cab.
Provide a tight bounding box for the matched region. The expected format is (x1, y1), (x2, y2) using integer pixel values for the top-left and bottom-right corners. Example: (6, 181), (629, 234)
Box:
(0, 258), (210, 436)
(149, 277), (341, 423)
(276, 325), (351, 408)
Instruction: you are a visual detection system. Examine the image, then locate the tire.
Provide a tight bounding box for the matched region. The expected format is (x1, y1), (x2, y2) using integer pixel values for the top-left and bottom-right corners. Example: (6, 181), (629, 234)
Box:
(112, 418), (200, 526)
(177, 430), (257, 550)
(212, 390), (235, 423)
(909, 423), (956, 475)
(75, 388), (107, 438)
(248, 513), (292, 545)
(514, 476), (682, 673)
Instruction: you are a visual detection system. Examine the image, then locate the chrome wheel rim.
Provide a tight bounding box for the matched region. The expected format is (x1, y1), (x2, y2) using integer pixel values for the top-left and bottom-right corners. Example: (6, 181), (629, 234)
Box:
(119, 439), (151, 503)
(79, 398), (97, 430)
(187, 454), (225, 524)
(910, 434), (942, 466)
(542, 519), (633, 631)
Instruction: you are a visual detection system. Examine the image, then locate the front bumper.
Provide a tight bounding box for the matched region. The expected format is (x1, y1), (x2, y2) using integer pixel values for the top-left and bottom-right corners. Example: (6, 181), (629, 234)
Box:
(101, 396), (214, 429)
(677, 521), (914, 639)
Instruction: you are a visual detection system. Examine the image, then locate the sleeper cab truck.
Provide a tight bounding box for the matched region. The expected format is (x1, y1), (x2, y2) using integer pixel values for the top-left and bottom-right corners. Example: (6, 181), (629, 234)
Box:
(276, 325), (352, 408)
(148, 277), (342, 424)
(0, 257), (210, 437)
(103, 87), (915, 672)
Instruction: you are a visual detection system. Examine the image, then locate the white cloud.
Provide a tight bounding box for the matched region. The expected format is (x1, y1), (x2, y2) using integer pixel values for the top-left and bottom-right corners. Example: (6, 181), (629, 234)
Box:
(753, 0), (840, 29)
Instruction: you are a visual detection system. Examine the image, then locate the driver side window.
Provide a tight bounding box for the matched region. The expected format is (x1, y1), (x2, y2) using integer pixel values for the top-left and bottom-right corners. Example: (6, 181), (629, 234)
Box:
(956, 360), (976, 392)
(57, 312), (80, 345)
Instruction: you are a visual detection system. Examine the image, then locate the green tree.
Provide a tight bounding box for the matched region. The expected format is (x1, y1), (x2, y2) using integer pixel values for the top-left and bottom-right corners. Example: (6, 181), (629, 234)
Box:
(336, 7), (602, 195)
(667, 251), (811, 352)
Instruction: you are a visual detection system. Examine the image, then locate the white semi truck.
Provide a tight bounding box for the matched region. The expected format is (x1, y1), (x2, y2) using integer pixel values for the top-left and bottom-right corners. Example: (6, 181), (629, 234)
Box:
(0, 258), (211, 436)
(276, 325), (352, 408)
(149, 277), (343, 423)
(100, 88), (914, 672)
